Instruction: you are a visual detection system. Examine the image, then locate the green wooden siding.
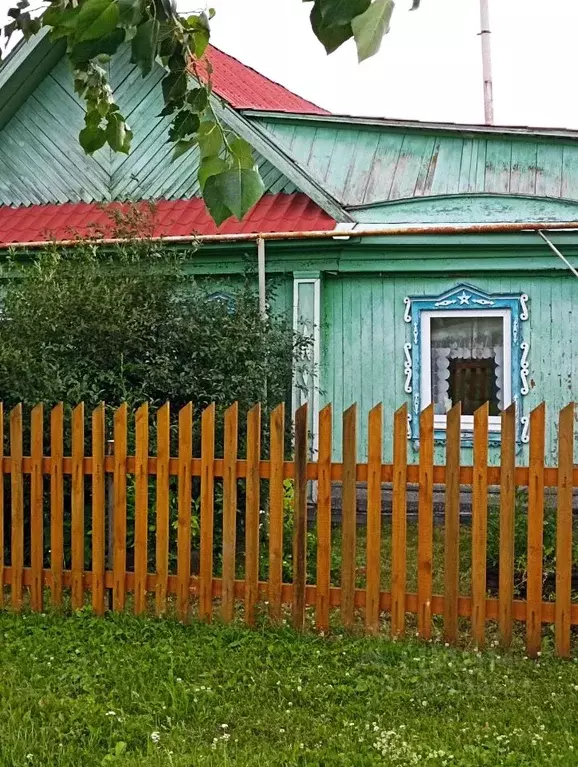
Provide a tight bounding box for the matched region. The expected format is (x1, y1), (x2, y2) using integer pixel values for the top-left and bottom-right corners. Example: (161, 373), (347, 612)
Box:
(0, 50), (297, 207)
(251, 116), (578, 213)
(321, 272), (578, 465)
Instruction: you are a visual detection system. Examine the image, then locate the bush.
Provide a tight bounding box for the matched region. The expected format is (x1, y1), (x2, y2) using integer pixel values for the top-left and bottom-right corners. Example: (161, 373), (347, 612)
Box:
(0, 208), (308, 570)
(0, 210), (303, 424)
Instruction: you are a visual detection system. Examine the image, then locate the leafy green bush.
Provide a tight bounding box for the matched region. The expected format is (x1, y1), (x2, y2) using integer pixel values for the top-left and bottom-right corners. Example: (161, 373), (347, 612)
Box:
(0, 209), (308, 570)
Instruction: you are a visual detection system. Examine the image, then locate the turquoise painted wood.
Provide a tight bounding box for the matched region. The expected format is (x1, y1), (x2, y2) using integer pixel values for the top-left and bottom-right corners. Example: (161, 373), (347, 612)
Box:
(320, 272), (578, 465)
(0, 50), (296, 207)
(251, 116), (578, 216)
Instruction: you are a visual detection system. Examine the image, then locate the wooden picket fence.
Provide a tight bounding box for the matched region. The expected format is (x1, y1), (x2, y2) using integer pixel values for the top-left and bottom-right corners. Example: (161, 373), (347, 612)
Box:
(0, 399), (576, 658)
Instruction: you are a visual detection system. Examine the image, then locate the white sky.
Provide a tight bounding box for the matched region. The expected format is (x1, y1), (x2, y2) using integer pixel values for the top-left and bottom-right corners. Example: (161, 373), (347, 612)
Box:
(2, 0), (578, 128)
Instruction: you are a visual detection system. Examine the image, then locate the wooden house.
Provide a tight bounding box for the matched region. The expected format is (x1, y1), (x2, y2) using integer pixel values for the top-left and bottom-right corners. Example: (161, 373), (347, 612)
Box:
(1, 30), (577, 464)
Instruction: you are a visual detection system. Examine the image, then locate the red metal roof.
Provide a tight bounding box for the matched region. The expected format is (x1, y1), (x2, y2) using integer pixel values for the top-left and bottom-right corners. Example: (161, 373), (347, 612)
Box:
(196, 46), (329, 115)
(0, 194), (335, 246)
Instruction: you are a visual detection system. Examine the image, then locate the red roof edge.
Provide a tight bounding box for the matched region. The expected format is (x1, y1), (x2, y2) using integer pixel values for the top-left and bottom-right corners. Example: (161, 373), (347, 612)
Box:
(192, 45), (330, 115)
(0, 195), (336, 246)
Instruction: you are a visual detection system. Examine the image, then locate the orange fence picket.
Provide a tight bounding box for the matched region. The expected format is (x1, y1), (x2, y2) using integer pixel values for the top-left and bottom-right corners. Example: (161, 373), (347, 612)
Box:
(556, 403), (574, 658)
(177, 403), (193, 624)
(92, 403), (106, 616)
(245, 404), (261, 627)
(444, 403), (461, 645)
(134, 403), (149, 616)
(221, 402), (238, 623)
(200, 404), (215, 622)
(293, 403), (308, 631)
(341, 404), (357, 630)
(391, 403), (408, 638)
(316, 404), (332, 632)
(10, 405), (23, 612)
(366, 404), (382, 634)
(155, 403), (170, 617)
(0, 398), (574, 657)
(471, 402), (489, 648)
(50, 403), (64, 609)
(499, 403), (516, 649)
(71, 403), (85, 610)
(527, 403), (546, 658)
(30, 404), (44, 612)
(417, 404), (433, 640)
(268, 403), (284, 623)
(113, 403), (128, 612)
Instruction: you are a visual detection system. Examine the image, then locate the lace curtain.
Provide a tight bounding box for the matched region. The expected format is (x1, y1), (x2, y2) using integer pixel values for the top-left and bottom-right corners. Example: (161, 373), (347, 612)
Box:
(430, 316), (504, 415)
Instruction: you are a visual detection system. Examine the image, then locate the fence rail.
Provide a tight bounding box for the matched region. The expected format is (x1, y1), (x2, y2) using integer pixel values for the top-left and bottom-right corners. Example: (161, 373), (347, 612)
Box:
(0, 400), (576, 657)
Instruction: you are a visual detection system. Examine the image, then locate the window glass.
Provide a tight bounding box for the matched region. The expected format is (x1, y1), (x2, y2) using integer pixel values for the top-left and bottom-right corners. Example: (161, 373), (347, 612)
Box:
(430, 316), (503, 416)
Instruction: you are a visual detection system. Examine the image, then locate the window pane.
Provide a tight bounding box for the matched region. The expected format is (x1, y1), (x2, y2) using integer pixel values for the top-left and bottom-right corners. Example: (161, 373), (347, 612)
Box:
(430, 316), (504, 416)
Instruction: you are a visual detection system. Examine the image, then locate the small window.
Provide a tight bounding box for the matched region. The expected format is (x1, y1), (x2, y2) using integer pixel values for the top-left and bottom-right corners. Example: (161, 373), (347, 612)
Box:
(430, 315), (504, 417)
(405, 284), (529, 443)
(420, 308), (512, 434)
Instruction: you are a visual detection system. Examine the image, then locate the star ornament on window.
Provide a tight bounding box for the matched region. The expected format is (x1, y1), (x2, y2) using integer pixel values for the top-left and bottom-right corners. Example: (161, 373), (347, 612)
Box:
(457, 291), (471, 305)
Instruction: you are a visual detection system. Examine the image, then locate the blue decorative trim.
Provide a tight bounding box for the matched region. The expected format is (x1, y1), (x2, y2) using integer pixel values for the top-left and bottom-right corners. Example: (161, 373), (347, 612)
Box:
(404, 283), (529, 447)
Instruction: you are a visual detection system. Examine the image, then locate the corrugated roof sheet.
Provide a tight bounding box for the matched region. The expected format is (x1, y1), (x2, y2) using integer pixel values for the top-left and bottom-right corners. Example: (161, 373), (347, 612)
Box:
(197, 46), (329, 115)
(0, 194), (335, 245)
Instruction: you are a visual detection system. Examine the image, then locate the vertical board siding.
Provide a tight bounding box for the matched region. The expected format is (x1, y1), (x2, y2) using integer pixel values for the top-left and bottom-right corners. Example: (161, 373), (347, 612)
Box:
(320, 272), (577, 463)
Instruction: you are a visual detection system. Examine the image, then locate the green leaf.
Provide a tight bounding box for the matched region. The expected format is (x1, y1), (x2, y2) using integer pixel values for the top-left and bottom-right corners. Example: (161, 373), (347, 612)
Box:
(192, 28), (209, 58)
(130, 18), (160, 76)
(162, 70), (188, 105)
(197, 120), (222, 158)
(106, 113), (131, 152)
(351, 0), (394, 62)
(155, 0), (177, 21)
(208, 167), (265, 221)
(118, 0), (143, 27)
(198, 156), (228, 191)
(172, 139), (197, 160)
(186, 87), (209, 113)
(202, 175), (233, 226)
(79, 124), (107, 154)
(310, 1), (352, 54)
(42, 4), (80, 28)
(168, 110), (200, 141)
(75, 0), (120, 42)
(229, 137), (255, 169)
(318, 0), (370, 26)
(70, 27), (125, 64)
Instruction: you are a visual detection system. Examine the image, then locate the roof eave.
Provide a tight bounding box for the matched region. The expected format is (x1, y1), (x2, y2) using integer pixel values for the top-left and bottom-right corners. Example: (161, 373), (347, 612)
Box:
(241, 109), (578, 142)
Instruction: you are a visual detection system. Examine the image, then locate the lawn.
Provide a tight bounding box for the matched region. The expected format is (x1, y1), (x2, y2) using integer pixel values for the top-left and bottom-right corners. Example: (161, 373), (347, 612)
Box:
(1, 611), (578, 766)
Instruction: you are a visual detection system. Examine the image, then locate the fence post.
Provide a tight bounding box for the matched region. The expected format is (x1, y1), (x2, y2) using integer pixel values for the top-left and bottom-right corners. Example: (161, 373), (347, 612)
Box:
(293, 403), (308, 631)
(392, 403), (408, 638)
(341, 404), (357, 630)
(444, 403), (461, 644)
(106, 437), (114, 611)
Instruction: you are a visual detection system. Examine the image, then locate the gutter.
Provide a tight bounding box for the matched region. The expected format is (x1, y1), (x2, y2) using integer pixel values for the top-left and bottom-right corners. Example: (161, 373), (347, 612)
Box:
(5, 220), (578, 249)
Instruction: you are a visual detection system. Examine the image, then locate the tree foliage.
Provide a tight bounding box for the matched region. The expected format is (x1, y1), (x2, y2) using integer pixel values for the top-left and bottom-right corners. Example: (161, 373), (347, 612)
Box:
(0, 209), (303, 424)
(1, 1), (420, 224)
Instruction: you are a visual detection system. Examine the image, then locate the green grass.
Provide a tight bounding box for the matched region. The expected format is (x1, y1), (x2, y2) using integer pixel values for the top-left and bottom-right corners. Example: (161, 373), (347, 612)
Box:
(1, 611), (578, 766)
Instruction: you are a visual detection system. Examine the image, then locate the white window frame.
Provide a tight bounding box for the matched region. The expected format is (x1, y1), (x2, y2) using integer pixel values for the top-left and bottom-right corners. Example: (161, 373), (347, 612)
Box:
(420, 308), (512, 433)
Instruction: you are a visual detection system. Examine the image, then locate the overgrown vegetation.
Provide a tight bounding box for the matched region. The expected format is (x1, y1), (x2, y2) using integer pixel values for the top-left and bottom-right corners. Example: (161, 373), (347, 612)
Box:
(0, 610), (577, 766)
(0, 210), (301, 420)
(0, 210), (306, 571)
